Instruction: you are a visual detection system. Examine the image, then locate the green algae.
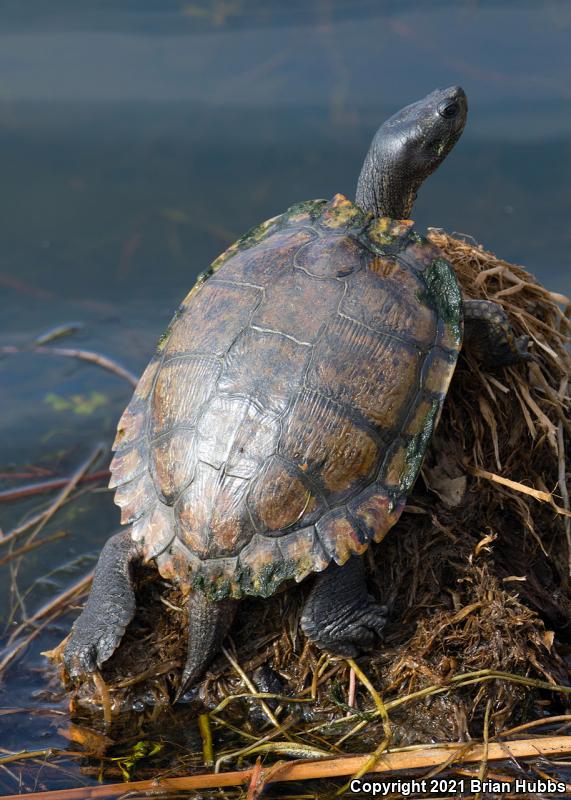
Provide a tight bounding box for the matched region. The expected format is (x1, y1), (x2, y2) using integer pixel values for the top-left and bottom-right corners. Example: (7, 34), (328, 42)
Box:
(422, 258), (463, 346)
(400, 398), (440, 496)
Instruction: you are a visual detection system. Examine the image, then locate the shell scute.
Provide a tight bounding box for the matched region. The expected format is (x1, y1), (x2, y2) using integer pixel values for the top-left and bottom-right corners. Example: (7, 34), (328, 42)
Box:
(367, 216), (414, 248)
(109, 443), (146, 489)
(279, 390), (380, 499)
(196, 395), (253, 470)
(150, 428), (198, 504)
(163, 281), (261, 358)
(347, 485), (404, 544)
(175, 463), (215, 558)
(277, 526), (329, 583)
(306, 317), (422, 430)
(340, 265), (437, 346)
(208, 473), (252, 557)
(315, 507), (369, 564)
(113, 406), (145, 451)
(247, 455), (319, 532)
(218, 228), (315, 286)
(237, 534), (285, 597)
(150, 355), (220, 438)
(251, 269), (344, 343)
(224, 405), (279, 480)
(175, 462), (253, 559)
(132, 502), (176, 561)
(218, 328), (310, 415)
(422, 349), (458, 395)
(294, 235), (364, 278)
(114, 469), (155, 525)
(397, 235), (443, 273)
(319, 193), (367, 230)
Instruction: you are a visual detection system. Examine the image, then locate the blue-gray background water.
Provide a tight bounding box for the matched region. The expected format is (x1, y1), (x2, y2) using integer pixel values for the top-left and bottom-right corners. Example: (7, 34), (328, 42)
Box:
(0, 0), (570, 788)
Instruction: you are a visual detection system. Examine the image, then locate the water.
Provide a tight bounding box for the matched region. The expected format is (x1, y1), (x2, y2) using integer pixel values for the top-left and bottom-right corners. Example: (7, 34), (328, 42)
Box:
(1, 0), (570, 794)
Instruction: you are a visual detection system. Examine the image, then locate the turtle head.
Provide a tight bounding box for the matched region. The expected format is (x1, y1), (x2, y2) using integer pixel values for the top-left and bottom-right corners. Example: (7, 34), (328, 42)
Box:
(355, 86), (467, 219)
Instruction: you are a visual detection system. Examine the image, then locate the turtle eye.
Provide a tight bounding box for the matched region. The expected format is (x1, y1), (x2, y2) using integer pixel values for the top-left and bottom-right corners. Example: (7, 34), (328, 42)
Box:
(439, 101), (459, 119)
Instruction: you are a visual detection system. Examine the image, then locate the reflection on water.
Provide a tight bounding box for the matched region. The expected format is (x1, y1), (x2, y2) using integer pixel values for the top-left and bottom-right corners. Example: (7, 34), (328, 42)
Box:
(1, 0), (570, 792)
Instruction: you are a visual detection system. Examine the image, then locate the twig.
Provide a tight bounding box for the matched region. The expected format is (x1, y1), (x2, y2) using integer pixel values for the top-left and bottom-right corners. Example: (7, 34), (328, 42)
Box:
(111, 659), (179, 689)
(0, 531), (67, 567)
(497, 714), (571, 739)
(34, 324), (82, 346)
(0, 750), (58, 766)
(0, 571), (93, 676)
(215, 730), (327, 774)
(14, 571), (93, 640)
(198, 714), (214, 767)
(337, 659), (392, 795)
(25, 444), (105, 546)
(311, 653), (329, 700)
(468, 466), (571, 517)
(211, 692), (312, 716)
(222, 646), (283, 731)
(0, 471), (110, 505)
(347, 666), (356, 713)
(0, 345), (138, 387)
(305, 668), (571, 734)
(3, 736), (567, 800)
(475, 699), (492, 800)
(91, 672), (112, 728)
(2, 448), (102, 625)
(246, 757), (264, 800)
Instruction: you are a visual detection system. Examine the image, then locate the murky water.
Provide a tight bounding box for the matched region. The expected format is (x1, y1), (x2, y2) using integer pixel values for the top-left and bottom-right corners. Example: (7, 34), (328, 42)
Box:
(1, 1), (571, 794)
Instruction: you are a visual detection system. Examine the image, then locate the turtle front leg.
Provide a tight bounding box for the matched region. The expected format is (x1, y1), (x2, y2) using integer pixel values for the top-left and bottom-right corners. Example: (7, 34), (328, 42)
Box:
(300, 556), (388, 657)
(63, 529), (141, 678)
(463, 299), (530, 368)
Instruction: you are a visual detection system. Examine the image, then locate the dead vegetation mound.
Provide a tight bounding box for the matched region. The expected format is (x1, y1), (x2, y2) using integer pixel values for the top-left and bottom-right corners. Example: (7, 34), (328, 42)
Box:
(55, 231), (570, 760)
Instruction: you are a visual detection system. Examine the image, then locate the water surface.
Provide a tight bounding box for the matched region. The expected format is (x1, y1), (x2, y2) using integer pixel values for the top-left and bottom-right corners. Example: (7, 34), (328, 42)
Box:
(1, 0), (570, 792)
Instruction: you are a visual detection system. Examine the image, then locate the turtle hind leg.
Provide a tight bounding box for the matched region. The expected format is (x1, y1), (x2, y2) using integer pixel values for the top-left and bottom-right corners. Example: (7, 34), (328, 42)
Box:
(463, 299), (531, 369)
(63, 529), (140, 678)
(300, 556), (388, 657)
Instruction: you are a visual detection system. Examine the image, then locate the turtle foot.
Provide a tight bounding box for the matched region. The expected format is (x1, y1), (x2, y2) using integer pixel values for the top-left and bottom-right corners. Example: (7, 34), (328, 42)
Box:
(63, 613), (133, 678)
(300, 557), (387, 658)
(62, 529), (139, 679)
(463, 299), (532, 368)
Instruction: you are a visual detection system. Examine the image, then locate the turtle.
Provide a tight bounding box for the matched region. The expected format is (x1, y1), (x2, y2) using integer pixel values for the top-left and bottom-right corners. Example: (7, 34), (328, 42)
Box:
(62, 86), (529, 697)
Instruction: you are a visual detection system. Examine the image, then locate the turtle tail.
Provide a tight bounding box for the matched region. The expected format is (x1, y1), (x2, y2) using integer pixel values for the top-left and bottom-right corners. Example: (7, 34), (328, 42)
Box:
(176, 593), (238, 700)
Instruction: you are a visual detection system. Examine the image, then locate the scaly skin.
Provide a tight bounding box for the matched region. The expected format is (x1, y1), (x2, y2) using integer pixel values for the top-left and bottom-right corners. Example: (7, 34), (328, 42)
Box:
(463, 299), (530, 368)
(63, 530), (140, 676)
(301, 557), (387, 657)
(356, 86), (467, 219)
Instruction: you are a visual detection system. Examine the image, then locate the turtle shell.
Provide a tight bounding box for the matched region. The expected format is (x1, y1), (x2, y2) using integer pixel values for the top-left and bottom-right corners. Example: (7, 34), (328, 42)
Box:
(109, 194), (463, 600)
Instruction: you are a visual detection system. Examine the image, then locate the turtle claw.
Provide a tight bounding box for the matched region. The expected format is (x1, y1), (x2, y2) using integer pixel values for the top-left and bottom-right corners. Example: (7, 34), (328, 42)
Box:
(63, 638), (98, 678)
(63, 617), (128, 678)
